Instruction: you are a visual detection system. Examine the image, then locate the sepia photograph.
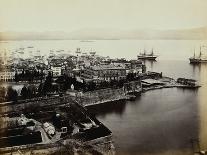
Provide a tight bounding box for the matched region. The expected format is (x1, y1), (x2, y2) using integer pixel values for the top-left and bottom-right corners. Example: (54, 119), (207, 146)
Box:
(0, 0), (207, 154)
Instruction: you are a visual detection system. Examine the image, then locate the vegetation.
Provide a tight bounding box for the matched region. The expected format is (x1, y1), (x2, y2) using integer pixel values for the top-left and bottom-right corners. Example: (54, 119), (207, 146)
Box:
(6, 86), (18, 102)
(0, 87), (6, 102)
(0, 71), (142, 102)
(14, 69), (45, 82)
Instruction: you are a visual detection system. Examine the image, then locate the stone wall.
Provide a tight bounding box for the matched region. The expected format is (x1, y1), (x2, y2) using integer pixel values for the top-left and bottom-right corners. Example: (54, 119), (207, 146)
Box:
(0, 96), (75, 115)
(77, 88), (126, 107)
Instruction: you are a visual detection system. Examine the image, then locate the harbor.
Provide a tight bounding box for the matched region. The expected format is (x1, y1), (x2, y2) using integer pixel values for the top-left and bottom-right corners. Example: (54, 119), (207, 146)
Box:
(1, 0), (207, 153)
(0, 39), (207, 155)
(92, 60), (207, 155)
(0, 66), (202, 155)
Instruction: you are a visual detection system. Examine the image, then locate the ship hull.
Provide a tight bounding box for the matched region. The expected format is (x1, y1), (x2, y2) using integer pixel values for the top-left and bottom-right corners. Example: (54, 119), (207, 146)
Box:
(189, 58), (207, 63)
(137, 56), (157, 60)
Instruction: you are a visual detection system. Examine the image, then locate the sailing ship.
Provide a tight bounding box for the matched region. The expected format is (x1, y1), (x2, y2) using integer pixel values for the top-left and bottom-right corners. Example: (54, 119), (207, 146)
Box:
(137, 48), (158, 60)
(189, 46), (207, 63)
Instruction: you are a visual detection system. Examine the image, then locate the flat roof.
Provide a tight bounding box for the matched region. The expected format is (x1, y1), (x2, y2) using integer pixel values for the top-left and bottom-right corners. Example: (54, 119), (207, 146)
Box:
(91, 65), (125, 70)
(141, 79), (165, 84)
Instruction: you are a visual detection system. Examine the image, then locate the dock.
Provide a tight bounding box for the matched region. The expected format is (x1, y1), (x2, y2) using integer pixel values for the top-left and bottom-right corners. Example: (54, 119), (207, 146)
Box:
(141, 75), (201, 92)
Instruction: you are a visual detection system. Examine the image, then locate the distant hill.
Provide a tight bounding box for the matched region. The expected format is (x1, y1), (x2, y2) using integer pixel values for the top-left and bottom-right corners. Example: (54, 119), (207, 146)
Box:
(1, 27), (207, 40)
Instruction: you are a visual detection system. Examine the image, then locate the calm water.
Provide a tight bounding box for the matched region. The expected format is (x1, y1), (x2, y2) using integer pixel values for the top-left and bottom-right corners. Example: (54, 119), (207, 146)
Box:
(88, 61), (207, 155)
(1, 40), (207, 60)
(1, 40), (207, 154)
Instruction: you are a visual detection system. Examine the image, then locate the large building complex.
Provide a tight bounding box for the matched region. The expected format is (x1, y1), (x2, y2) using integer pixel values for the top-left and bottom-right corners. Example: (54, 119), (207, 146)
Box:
(82, 64), (127, 82)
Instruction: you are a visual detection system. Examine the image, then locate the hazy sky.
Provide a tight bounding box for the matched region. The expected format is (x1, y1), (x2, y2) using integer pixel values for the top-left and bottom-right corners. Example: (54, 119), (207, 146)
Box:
(0, 0), (207, 32)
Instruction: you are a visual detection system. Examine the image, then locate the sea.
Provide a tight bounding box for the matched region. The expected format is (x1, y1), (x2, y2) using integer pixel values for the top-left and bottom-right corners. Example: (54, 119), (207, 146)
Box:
(1, 39), (207, 155)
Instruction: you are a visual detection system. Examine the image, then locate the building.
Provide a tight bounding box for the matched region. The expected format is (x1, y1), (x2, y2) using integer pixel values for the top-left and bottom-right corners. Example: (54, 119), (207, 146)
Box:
(129, 60), (146, 73)
(177, 78), (197, 86)
(82, 64), (126, 82)
(51, 66), (62, 77)
(0, 51), (8, 66)
(111, 59), (145, 74)
(0, 70), (15, 82)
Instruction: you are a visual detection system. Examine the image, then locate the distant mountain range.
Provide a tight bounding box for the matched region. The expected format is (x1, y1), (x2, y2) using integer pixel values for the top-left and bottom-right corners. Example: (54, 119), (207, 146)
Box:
(1, 27), (207, 40)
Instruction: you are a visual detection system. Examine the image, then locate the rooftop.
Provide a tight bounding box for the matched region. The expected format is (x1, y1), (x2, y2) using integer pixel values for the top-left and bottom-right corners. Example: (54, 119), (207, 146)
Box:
(91, 64), (125, 70)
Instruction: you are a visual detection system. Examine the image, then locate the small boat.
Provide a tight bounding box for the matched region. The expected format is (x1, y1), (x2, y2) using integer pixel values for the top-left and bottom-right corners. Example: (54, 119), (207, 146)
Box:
(75, 48), (81, 54)
(18, 51), (24, 54)
(90, 51), (96, 56)
(80, 40), (94, 42)
(27, 46), (34, 48)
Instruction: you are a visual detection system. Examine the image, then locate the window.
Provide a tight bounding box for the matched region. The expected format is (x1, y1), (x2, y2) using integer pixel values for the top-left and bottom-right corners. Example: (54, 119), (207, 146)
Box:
(61, 127), (67, 133)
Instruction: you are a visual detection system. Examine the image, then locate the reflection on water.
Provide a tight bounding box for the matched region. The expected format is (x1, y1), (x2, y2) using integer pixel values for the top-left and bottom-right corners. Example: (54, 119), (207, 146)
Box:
(142, 60), (157, 71)
(190, 63), (202, 75)
(197, 63), (207, 150)
(86, 100), (127, 117)
(90, 60), (207, 155)
(144, 60), (201, 80)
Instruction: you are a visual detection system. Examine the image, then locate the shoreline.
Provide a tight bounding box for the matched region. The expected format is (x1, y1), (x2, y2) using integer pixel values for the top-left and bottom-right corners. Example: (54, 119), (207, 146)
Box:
(0, 77), (200, 108)
(142, 84), (200, 92)
(0, 75), (201, 154)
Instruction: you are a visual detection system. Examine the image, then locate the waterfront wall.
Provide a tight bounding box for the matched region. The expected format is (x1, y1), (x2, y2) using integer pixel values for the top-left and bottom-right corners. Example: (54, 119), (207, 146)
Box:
(0, 96), (75, 115)
(124, 80), (142, 94)
(77, 80), (142, 107)
(77, 88), (126, 107)
(0, 89), (123, 115)
(0, 88), (128, 115)
(0, 79), (142, 114)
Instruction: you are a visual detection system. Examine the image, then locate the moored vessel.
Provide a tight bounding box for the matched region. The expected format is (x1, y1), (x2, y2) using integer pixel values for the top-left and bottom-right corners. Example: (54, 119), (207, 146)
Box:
(137, 48), (158, 60)
(189, 46), (207, 63)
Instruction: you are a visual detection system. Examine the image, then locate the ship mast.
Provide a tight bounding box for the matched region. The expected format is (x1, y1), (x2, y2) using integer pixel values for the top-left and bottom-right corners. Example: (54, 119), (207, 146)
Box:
(199, 46), (202, 58)
(193, 48), (195, 58)
(151, 48), (154, 56)
(144, 48), (146, 55)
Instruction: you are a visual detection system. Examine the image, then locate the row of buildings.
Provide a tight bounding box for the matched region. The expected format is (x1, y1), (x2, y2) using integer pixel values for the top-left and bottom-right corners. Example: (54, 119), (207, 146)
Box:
(0, 48), (146, 82)
(82, 59), (145, 82)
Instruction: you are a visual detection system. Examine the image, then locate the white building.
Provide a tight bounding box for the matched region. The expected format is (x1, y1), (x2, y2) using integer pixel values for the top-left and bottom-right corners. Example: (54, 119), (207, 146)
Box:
(51, 66), (62, 77)
(0, 71), (15, 81)
(0, 51), (8, 66)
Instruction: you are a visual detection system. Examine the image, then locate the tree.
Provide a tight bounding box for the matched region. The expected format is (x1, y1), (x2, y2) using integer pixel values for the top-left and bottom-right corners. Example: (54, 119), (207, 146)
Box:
(87, 81), (96, 91)
(0, 87), (6, 102)
(42, 72), (53, 94)
(14, 72), (19, 82)
(40, 70), (45, 82)
(38, 83), (43, 96)
(6, 86), (18, 102)
(28, 85), (36, 98)
(21, 86), (28, 99)
(127, 73), (136, 81)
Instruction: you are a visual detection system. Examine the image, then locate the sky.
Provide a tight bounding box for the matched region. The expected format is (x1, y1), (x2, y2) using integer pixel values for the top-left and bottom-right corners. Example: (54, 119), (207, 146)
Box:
(0, 0), (207, 32)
